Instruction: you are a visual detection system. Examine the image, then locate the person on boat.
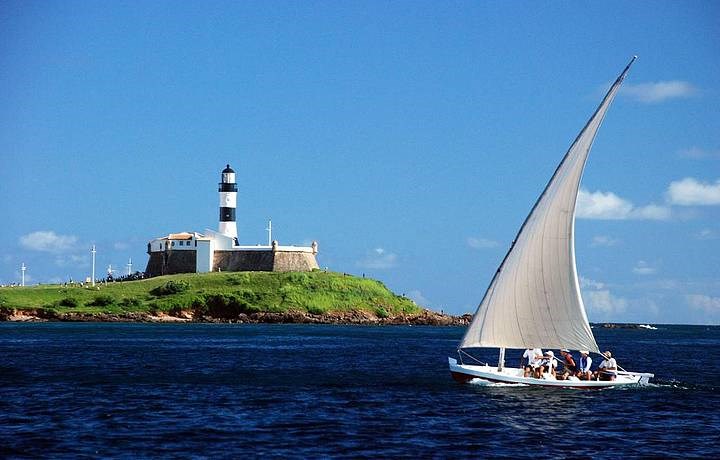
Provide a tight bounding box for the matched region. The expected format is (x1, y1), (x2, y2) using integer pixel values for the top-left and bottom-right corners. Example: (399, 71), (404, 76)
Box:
(596, 351), (618, 381)
(522, 348), (543, 378)
(576, 350), (593, 380)
(539, 350), (557, 378)
(557, 349), (577, 380)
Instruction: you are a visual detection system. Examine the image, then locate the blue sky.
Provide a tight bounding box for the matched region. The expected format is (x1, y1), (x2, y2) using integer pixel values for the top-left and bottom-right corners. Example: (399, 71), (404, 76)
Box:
(1, 1), (718, 324)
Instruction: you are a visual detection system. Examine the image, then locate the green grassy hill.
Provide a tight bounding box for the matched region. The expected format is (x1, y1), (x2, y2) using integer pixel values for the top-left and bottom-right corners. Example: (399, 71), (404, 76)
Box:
(0, 271), (423, 319)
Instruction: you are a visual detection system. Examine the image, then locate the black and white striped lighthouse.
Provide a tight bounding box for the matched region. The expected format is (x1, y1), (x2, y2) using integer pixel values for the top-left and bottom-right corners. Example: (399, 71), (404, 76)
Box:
(218, 164), (238, 239)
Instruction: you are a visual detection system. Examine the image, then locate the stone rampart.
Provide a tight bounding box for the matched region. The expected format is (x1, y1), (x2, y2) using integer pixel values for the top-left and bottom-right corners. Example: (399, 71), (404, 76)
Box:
(272, 251), (319, 272)
(214, 250), (274, 272)
(145, 250), (197, 277)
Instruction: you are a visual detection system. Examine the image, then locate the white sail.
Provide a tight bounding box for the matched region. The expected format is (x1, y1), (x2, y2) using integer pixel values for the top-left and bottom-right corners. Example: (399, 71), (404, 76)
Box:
(459, 57), (637, 352)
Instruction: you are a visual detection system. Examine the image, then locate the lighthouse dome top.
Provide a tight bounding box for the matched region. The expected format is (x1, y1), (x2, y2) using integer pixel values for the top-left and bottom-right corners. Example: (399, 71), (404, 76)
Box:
(222, 164), (235, 174)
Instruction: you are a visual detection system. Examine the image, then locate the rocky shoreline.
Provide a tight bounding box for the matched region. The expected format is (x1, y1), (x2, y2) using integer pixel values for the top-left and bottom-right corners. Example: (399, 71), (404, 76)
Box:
(0, 307), (472, 326)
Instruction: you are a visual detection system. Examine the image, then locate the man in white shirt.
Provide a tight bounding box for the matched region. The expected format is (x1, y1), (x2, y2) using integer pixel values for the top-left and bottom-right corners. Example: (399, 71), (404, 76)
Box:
(576, 350), (593, 380)
(539, 350), (558, 378)
(596, 351), (618, 381)
(522, 348), (543, 378)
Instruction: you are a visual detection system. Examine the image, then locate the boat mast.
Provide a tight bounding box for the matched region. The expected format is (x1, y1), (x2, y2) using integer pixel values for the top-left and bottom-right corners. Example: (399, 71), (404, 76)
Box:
(498, 347), (505, 371)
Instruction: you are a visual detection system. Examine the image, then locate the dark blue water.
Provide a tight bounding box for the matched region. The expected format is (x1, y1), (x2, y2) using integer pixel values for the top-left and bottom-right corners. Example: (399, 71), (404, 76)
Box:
(1, 323), (718, 458)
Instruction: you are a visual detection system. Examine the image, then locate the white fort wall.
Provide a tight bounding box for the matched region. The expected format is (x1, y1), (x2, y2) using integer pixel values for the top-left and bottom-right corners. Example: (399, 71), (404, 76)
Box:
(196, 239), (213, 273)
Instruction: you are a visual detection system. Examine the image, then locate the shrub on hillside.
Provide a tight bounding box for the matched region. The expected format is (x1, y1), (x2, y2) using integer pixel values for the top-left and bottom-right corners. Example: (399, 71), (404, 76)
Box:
(235, 288), (259, 303)
(120, 297), (141, 309)
(147, 301), (160, 315)
(193, 293), (258, 318)
(88, 294), (114, 307)
(59, 297), (80, 308)
(228, 273), (251, 285)
(375, 307), (389, 319)
(151, 280), (190, 296)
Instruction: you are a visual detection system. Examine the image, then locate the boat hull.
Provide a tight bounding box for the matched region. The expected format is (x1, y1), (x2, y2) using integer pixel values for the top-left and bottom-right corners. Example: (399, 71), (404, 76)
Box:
(448, 357), (650, 389)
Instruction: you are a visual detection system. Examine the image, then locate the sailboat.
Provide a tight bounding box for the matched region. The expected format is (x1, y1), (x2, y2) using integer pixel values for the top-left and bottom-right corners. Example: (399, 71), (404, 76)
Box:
(449, 57), (654, 388)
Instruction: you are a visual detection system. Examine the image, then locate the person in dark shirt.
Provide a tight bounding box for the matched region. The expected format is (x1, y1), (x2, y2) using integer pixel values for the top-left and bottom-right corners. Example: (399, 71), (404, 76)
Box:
(557, 349), (577, 380)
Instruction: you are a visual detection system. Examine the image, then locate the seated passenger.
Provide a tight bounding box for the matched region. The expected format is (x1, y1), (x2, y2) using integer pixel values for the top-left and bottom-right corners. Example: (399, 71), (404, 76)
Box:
(522, 348), (543, 378)
(596, 351), (618, 381)
(557, 349), (577, 380)
(539, 350), (557, 378)
(576, 350), (592, 380)
(521, 348), (532, 371)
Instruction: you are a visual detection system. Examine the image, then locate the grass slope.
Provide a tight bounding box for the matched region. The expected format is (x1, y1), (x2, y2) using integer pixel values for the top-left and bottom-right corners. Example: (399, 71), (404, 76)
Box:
(0, 271), (422, 318)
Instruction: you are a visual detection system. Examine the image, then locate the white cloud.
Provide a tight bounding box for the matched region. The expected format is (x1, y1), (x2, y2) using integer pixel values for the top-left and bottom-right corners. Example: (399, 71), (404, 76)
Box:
(576, 189), (670, 220)
(621, 80), (697, 103)
(19, 231), (79, 253)
(679, 147), (720, 160)
(667, 178), (720, 206)
(54, 254), (90, 268)
(581, 277), (642, 319)
(632, 260), (656, 276)
(584, 290), (627, 315)
(357, 248), (398, 269)
(467, 237), (499, 249)
(577, 189), (631, 219)
(580, 277), (605, 290)
(632, 204), (672, 220)
(686, 294), (720, 315)
(406, 290), (429, 307)
(590, 235), (619, 247)
(695, 228), (717, 240)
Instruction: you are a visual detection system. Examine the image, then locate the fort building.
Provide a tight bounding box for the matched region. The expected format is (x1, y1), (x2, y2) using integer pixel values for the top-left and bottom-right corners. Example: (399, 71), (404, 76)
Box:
(145, 165), (318, 277)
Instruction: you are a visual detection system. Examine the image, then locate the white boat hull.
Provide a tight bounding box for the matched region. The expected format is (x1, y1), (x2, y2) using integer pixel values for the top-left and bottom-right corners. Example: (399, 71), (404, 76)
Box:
(448, 357), (652, 389)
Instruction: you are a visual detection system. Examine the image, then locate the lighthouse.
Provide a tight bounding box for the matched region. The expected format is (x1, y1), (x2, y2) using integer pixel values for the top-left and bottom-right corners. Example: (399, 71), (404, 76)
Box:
(218, 164), (238, 240)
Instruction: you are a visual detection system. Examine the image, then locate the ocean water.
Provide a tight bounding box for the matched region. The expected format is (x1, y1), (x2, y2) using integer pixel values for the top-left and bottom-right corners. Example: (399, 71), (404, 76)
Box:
(1, 323), (718, 458)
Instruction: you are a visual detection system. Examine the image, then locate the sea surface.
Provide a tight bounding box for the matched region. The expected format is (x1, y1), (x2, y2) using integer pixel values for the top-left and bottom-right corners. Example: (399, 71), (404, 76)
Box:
(1, 323), (718, 458)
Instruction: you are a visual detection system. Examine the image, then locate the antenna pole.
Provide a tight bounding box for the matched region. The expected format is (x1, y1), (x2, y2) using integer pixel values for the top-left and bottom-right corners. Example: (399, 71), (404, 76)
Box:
(91, 245), (96, 286)
(266, 218), (272, 246)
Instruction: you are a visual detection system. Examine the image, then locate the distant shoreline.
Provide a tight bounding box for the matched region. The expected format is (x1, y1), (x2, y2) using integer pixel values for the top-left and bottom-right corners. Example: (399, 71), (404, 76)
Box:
(0, 307), (672, 328)
(0, 307), (472, 326)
